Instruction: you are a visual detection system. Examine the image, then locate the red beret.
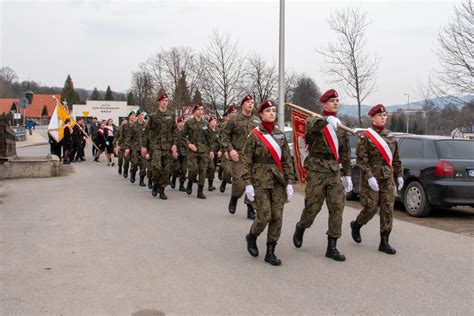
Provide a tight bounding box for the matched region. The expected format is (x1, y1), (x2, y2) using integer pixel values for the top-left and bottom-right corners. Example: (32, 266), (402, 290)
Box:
(157, 92), (168, 101)
(227, 104), (237, 113)
(241, 95), (254, 105)
(208, 116), (217, 122)
(177, 116), (184, 123)
(319, 89), (338, 103)
(368, 104), (386, 116)
(258, 99), (275, 113)
(193, 102), (203, 112)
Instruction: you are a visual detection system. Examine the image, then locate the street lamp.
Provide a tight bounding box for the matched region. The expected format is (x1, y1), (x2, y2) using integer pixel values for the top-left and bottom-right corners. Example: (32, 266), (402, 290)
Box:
(404, 93), (410, 133)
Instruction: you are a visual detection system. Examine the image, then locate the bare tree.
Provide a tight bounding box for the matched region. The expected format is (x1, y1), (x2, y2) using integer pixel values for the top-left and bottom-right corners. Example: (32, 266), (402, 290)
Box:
(317, 6), (379, 125)
(436, 0), (473, 95)
(291, 75), (322, 113)
(199, 30), (244, 117)
(244, 53), (278, 103)
(130, 66), (155, 113)
(0, 66), (19, 97)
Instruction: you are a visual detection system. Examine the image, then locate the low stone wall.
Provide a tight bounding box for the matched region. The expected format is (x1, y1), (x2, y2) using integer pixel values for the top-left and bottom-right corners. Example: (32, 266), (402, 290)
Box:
(0, 155), (60, 179)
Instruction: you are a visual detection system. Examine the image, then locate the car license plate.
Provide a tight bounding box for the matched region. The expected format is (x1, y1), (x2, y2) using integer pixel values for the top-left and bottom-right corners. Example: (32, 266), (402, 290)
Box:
(468, 169), (474, 178)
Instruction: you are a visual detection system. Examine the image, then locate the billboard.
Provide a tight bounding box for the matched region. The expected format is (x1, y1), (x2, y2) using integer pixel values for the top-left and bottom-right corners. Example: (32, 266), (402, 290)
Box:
(71, 101), (139, 124)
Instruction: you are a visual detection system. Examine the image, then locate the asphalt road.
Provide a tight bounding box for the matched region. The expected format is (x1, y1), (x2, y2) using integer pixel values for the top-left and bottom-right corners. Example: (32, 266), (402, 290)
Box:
(1, 144), (473, 314)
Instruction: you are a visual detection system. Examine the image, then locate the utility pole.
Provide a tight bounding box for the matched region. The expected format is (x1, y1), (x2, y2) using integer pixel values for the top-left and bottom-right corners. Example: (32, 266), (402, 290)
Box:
(404, 93), (410, 133)
(278, 0), (285, 128)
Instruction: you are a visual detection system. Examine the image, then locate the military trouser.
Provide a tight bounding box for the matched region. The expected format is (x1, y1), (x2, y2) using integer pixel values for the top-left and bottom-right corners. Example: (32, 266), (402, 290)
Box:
(151, 149), (174, 187)
(220, 157), (232, 182)
(356, 176), (396, 234)
(230, 159), (254, 205)
(299, 170), (345, 238)
(173, 154), (187, 182)
(123, 152), (131, 173)
(130, 150), (146, 177)
(251, 182), (287, 242)
(145, 155), (153, 179)
(206, 155), (218, 180)
(187, 151), (209, 186)
(117, 147), (125, 167)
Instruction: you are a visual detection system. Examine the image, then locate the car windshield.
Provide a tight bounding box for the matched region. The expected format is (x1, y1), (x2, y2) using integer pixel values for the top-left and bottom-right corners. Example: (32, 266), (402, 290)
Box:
(284, 131), (293, 144)
(435, 139), (474, 159)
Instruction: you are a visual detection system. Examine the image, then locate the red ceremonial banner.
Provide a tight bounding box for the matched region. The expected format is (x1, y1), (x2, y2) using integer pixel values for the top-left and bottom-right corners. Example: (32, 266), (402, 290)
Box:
(291, 109), (309, 183)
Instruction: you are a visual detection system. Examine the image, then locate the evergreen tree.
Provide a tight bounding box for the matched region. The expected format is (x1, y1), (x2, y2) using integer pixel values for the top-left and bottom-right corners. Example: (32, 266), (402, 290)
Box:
(90, 87), (101, 100)
(172, 71), (191, 115)
(104, 85), (114, 100)
(127, 92), (136, 105)
(192, 88), (203, 105)
(61, 74), (80, 110)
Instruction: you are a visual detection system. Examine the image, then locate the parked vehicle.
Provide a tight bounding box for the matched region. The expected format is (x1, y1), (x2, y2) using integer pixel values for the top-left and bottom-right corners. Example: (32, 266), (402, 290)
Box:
(284, 126), (294, 159)
(347, 134), (474, 217)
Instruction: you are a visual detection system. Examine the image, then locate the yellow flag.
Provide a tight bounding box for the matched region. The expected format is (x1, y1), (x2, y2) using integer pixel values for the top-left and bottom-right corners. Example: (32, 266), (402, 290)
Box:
(48, 100), (76, 142)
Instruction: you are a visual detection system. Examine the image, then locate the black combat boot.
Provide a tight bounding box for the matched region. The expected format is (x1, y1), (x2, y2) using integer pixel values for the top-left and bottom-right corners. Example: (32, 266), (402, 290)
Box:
(246, 230), (259, 257)
(293, 222), (306, 248)
(264, 241), (281, 266)
(197, 185), (206, 199)
(325, 237), (346, 262)
(139, 175), (146, 187)
(208, 179), (215, 191)
(147, 178), (153, 189)
(228, 196), (238, 214)
(152, 183), (159, 197)
(219, 181), (227, 193)
(378, 233), (396, 255)
(351, 221), (362, 243)
(247, 204), (256, 220)
(130, 171), (136, 184)
(179, 181), (186, 192)
(123, 169), (128, 179)
(170, 176), (177, 189)
(118, 165), (122, 175)
(159, 186), (168, 200)
(186, 179), (193, 195)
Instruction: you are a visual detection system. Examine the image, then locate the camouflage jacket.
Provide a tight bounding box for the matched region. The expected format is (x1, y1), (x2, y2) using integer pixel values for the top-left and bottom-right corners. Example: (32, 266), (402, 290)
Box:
(113, 125), (123, 147)
(356, 128), (403, 180)
(181, 117), (214, 154)
(176, 127), (188, 156)
(221, 112), (261, 154)
(303, 116), (351, 176)
(209, 127), (220, 153)
(242, 124), (296, 189)
(143, 109), (177, 151)
(117, 123), (132, 147)
(125, 120), (146, 151)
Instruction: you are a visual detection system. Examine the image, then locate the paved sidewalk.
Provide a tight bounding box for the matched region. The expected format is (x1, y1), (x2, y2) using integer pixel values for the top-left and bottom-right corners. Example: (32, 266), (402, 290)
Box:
(1, 145), (473, 315)
(15, 130), (49, 149)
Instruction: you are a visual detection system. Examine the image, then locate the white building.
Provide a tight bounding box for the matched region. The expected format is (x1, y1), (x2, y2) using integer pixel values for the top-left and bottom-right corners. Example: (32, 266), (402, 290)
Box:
(72, 101), (139, 123)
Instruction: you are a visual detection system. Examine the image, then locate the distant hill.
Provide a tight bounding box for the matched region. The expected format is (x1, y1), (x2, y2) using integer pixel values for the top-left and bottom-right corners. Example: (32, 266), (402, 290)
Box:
(338, 95), (474, 117)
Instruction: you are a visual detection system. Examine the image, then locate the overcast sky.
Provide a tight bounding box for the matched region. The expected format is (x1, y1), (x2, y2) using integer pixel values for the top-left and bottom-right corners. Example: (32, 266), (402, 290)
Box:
(1, 0), (456, 105)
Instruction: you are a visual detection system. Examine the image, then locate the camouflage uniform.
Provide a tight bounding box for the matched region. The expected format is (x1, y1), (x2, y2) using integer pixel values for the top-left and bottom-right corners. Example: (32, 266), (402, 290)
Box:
(121, 122), (133, 177)
(221, 112), (261, 203)
(181, 117), (214, 186)
(218, 121), (232, 184)
(172, 127), (188, 187)
(354, 128), (403, 234)
(114, 124), (125, 173)
(206, 126), (220, 185)
(143, 109), (177, 188)
(297, 116), (351, 238)
(125, 120), (147, 180)
(242, 124), (296, 242)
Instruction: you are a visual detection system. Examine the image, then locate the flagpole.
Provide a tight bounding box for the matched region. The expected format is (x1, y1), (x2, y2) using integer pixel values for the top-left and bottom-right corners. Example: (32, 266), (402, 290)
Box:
(285, 102), (358, 135)
(278, 0), (285, 129)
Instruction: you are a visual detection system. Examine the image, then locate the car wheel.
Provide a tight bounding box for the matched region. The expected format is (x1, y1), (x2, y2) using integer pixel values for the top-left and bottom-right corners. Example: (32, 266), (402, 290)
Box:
(403, 181), (431, 217)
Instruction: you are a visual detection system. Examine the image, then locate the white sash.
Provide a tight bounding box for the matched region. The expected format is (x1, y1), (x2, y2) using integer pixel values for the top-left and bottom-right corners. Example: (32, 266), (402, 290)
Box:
(365, 128), (393, 166)
(260, 128), (282, 160)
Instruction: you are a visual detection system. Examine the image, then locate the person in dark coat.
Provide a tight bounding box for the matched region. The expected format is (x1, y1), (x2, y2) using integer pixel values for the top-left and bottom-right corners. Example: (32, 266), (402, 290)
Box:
(62, 119), (73, 164)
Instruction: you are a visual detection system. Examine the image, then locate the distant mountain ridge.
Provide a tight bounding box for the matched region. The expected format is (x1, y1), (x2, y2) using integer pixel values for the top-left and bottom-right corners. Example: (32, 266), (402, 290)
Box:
(338, 95), (474, 117)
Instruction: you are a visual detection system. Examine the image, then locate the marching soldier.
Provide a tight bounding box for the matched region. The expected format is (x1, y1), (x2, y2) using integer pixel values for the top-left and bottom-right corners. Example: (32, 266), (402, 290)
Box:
(171, 116), (188, 192)
(121, 112), (136, 179)
(222, 96), (261, 219)
(206, 116), (220, 191)
(143, 114), (153, 189)
(218, 105), (237, 193)
(125, 109), (147, 186)
(114, 118), (128, 175)
(181, 103), (215, 199)
(350, 104), (403, 255)
(292, 89), (353, 262)
(141, 92), (178, 200)
(242, 100), (296, 266)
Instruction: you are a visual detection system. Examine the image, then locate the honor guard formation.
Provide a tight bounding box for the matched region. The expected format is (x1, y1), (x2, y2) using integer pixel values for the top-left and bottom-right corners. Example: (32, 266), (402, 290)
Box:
(63, 90), (403, 266)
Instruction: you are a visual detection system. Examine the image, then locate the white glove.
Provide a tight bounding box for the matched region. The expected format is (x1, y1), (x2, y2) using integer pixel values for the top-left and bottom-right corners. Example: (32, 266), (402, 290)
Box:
(105, 141), (109, 146)
(326, 116), (341, 130)
(344, 176), (353, 193)
(397, 177), (404, 191)
(245, 185), (255, 202)
(286, 184), (294, 200)
(368, 176), (379, 192)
